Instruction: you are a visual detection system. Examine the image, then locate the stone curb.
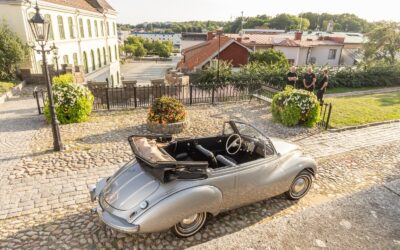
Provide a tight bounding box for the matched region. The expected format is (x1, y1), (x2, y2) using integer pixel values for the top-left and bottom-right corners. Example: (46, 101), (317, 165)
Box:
(329, 119), (400, 132)
(0, 81), (26, 104)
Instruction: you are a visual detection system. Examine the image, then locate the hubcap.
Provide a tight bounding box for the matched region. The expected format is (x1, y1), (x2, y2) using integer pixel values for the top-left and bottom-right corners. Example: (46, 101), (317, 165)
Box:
(176, 213), (206, 235)
(291, 176), (310, 197)
(182, 214), (198, 225)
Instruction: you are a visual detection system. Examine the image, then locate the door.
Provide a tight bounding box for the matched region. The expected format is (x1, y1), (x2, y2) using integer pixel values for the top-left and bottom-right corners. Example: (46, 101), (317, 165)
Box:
(234, 156), (280, 206)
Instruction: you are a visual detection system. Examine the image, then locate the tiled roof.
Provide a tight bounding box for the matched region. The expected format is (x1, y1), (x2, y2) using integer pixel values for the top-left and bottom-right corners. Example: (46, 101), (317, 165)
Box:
(43, 0), (115, 13)
(226, 34), (274, 45)
(178, 36), (235, 71)
(274, 38), (299, 47)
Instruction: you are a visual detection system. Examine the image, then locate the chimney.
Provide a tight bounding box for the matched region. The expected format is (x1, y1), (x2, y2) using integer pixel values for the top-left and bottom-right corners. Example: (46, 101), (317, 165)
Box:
(294, 31), (303, 41)
(236, 37), (242, 43)
(207, 31), (215, 41)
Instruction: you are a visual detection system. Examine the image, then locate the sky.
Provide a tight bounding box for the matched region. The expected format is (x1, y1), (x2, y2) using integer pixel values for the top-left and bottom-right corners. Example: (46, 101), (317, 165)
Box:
(107, 0), (399, 25)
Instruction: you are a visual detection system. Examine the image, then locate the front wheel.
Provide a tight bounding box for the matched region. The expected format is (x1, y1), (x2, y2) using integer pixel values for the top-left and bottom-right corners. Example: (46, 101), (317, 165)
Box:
(285, 170), (313, 200)
(171, 212), (207, 238)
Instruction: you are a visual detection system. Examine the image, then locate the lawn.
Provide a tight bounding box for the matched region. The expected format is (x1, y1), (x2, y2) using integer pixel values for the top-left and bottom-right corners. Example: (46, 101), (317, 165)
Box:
(326, 86), (387, 94)
(326, 91), (400, 128)
(0, 81), (15, 95)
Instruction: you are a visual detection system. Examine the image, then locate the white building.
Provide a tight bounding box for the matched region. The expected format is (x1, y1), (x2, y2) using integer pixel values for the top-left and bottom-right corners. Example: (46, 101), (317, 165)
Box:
(0, 0), (121, 85)
(130, 32), (181, 48)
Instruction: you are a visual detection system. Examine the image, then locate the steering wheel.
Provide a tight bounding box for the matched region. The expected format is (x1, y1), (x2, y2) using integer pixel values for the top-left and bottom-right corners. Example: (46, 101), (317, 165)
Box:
(226, 134), (243, 155)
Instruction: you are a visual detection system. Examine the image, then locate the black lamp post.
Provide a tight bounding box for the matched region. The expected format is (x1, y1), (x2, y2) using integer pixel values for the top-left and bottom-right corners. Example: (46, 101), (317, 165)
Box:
(29, 3), (63, 152)
(50, 42), (60, 76)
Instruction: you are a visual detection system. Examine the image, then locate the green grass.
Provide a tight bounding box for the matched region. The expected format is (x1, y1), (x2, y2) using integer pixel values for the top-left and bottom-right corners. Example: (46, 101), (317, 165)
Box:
(326, 86), (387, 94)
(0, 81), (15, 95)
(326, 91), (400, 128)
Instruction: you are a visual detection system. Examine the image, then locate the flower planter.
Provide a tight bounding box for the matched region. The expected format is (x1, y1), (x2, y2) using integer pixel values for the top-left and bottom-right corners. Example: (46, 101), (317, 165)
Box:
(147, 120), (188, 134)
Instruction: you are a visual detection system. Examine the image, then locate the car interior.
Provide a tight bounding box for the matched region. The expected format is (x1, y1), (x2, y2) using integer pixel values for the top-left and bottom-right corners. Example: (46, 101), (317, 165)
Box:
(162, 134), (269, 169)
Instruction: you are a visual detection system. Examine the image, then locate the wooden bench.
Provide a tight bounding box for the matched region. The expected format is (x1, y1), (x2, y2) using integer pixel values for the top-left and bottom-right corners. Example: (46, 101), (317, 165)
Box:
(249, 85), (280, 104)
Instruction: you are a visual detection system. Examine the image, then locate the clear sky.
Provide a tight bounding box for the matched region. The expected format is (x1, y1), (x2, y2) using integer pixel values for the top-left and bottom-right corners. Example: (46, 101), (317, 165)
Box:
(107, 0), (399, 24)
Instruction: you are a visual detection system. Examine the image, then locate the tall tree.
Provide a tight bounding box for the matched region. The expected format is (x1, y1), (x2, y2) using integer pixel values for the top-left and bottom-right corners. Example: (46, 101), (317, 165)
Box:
(364, 22), (400, 64)
(0, 22), (28, 80)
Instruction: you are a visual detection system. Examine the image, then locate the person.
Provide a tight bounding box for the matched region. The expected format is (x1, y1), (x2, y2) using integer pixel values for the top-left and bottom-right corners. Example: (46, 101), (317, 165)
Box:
(303, 67), (316, 92)
(287, 66), (298, 88)
(316, 69), (329, 105)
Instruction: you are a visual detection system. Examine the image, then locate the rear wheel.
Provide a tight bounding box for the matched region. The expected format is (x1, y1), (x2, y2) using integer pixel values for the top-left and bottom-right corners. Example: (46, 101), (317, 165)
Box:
(286, 170), (313, 200)
(171, 212), (207, 238)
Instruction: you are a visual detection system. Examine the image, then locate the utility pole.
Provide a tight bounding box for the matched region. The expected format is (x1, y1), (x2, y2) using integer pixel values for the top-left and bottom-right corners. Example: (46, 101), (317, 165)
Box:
(240, 11), (244, 35)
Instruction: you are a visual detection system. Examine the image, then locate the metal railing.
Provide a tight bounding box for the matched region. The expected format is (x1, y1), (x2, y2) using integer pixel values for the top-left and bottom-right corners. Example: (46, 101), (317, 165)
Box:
(317, 103), (333, 130)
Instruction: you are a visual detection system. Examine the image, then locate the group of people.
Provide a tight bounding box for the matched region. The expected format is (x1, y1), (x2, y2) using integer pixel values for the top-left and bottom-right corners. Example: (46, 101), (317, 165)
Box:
(287, 66), (329, 105)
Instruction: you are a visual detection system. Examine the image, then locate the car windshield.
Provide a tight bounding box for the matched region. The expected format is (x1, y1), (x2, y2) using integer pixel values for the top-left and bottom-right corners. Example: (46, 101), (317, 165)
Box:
(234, 122), (268, 142)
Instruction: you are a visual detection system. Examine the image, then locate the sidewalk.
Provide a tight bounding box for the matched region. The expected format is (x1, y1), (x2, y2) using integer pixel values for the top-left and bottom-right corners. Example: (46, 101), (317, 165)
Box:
(191, 179), (400, 249)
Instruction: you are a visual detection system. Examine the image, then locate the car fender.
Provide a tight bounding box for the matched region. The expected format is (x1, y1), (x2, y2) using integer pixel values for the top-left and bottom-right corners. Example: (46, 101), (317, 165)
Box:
(278, 154), (317, 187)
(134, 185), (222, 233)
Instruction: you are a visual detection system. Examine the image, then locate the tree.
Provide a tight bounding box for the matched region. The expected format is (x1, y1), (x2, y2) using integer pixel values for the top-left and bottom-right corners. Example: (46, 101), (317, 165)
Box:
(268, 14), (310, 31)
(0, 22), (28, 80)
(134, 44), (147, 57)
(364, 22), (400, 64)
(249, 49), (289, 68)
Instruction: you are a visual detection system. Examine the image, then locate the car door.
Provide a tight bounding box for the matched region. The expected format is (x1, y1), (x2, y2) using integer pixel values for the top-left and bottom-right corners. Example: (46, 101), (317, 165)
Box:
(234, 155), (280, 206)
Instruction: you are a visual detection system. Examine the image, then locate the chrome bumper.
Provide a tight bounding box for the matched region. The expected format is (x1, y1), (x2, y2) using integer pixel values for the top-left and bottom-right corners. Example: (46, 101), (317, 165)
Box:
(92, 206), (140, 233)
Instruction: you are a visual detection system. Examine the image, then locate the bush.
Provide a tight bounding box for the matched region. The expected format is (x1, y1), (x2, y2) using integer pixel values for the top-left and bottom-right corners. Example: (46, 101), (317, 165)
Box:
(148, 96), (186, 124)
(272, 86), (321, 127)
(44, 74), (94, 124)
(249, 49), (289, 68)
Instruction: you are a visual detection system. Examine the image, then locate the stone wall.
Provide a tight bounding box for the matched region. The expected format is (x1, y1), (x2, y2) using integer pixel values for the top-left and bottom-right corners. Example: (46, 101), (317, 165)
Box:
(20, 64), (86, 85)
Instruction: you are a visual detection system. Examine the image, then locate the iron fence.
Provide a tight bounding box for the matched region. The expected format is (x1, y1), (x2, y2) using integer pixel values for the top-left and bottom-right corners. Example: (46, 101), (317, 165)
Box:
(32, 84), (332, 130)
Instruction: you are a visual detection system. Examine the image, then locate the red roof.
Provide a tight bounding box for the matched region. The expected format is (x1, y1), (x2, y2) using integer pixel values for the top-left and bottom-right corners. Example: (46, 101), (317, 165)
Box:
(44, 0), (115, 13)
(178, 36), (240, 71)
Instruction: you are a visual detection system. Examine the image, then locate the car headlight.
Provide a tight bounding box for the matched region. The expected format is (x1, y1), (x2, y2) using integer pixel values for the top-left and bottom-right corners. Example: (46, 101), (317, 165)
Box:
(139, 201), (148, 209)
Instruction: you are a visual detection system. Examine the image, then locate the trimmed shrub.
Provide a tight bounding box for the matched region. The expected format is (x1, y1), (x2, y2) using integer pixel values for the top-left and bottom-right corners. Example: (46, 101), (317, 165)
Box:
(44, 74), (94, 124)
(272, 86), (321, 127)
(148, 96), (186, 124)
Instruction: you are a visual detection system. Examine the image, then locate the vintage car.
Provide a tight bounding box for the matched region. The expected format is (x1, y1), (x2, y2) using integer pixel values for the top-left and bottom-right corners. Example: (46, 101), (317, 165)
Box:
(89, 121), (317, 237)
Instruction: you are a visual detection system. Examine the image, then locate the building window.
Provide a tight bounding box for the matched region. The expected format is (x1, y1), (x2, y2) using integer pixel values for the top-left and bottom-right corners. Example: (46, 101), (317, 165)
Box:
(79, 18), (84, 38)
(94, 20), (99, 37)
(91, 50), (95, 71)
(83, 52), (88, 73)
(288, 59), (295, 65)
(57, 16), (65, 39)
(100, 21), (104, 36)
(63, 55), (69, 65)
(111, 74), (114, 87)
(117, 71), (120, 84)
(115, 45), (118, 60)
(44, 14), (54, 40)
(109, 46), (112, 62)
(73, 53), (78, 66)
(113, 22), (116, 36)
(103, 47), (107, 65)
(87, 20), (92, 38)
(328, 49), (337, 60)
(106, 22), (110, 36)
(97, 48), (101, 67)
(68, 17), (74, 39)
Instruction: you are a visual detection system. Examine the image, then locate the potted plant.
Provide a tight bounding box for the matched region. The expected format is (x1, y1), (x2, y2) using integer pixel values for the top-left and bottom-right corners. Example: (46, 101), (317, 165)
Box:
(147, 96), (188, 134)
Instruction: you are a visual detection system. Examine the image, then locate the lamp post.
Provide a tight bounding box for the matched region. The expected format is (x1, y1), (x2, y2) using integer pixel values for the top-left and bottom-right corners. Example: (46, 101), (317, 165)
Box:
(29, 3), (63, 152)
(216, 28), (223, 83)
(50, 42), (60, 76)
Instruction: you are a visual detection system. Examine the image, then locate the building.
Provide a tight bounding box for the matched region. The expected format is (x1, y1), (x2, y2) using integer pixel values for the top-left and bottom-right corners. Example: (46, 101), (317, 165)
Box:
(130, 32), (181, 48)
(242, 28), (286, 35)
(227, 32), (345, 66)
(177, 33), (252, 73)
(0, 0), (121, 85)
(180, 32), (208, 51)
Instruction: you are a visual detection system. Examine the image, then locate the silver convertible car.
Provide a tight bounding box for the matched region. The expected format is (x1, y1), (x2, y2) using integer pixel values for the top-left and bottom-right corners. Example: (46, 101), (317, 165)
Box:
(89, 121), (317, 237)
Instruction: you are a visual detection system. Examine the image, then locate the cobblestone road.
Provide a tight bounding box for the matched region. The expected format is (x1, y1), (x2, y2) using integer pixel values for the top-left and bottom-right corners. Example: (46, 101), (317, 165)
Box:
(1, 90), (400, 249)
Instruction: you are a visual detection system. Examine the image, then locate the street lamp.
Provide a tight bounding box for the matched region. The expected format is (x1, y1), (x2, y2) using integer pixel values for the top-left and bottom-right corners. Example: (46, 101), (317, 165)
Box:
(50, 42), (60, 76)
(29, 3), (63, 152)
(216, 28), (223, 83)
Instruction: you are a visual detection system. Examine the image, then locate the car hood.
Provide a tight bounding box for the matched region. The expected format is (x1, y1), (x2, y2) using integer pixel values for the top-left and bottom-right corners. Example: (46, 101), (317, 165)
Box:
(101, 161), (160, 211)
(270, 137), (300, 155)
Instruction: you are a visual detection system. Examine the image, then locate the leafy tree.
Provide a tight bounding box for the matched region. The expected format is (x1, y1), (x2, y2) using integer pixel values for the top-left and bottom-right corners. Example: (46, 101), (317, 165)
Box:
(134, 44), (147, 57)
(0, 22), (28, 80)
(364, 22), (400, 64)
(249, 49), (289, 68)
(268, 14), (310, 31)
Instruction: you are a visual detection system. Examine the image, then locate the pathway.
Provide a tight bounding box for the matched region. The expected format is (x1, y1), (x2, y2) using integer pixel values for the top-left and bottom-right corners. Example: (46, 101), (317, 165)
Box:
(325, 86), (400, 98)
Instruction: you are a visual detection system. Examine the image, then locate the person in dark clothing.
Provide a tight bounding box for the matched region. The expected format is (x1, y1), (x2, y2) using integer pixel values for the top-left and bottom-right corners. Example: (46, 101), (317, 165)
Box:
(303, 67), (316, 92)
(316, 69), (329, 105)
(287, 66), (298, 88)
